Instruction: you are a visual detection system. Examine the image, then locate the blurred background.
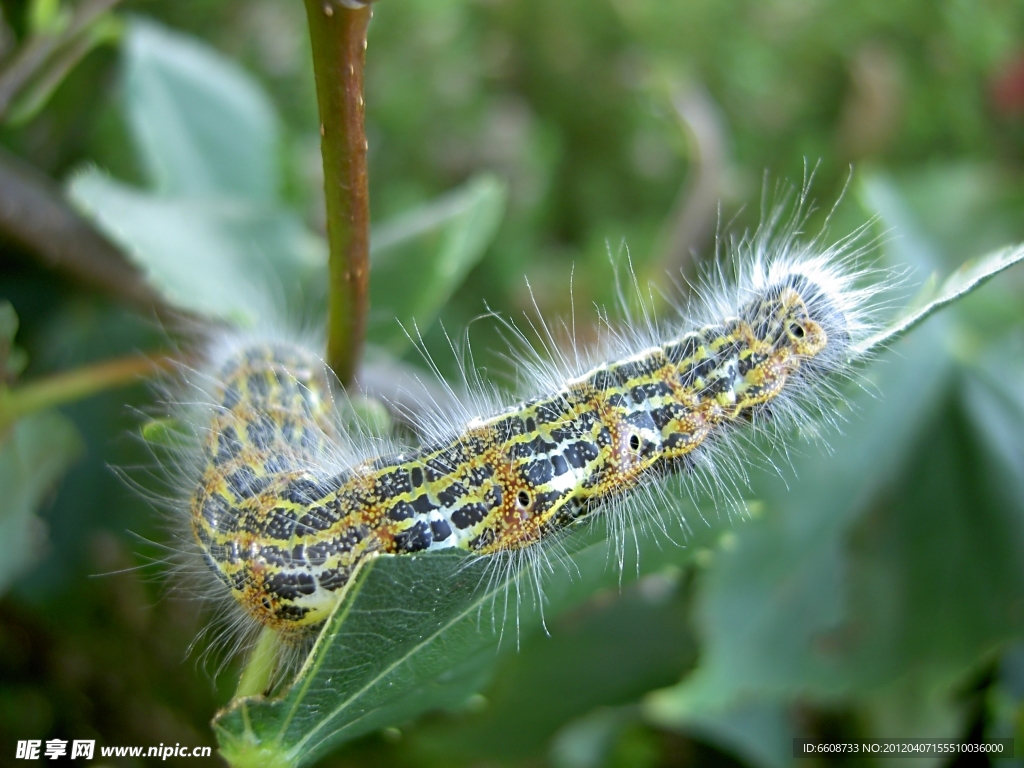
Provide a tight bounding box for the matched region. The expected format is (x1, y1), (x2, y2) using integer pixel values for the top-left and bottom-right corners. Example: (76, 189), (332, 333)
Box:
(3, 0), (1024, 765)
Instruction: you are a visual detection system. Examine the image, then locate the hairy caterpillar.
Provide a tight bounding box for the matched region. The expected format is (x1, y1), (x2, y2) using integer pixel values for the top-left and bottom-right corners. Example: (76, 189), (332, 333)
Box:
(172, 202), (885, 657)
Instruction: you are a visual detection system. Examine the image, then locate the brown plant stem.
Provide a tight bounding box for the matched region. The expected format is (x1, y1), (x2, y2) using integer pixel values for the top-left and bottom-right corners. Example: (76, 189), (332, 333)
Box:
(0, 353), (174, 432)
(0, 146), (177, 320)
(303, 0), (373, 386)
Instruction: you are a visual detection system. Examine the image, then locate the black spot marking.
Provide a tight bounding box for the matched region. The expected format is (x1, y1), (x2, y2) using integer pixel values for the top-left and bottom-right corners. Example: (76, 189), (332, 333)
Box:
(589, 368), (625, 390)
(375, 468), (413, 500)
(276, 604), (310, 622)
(535, 401), (570, 424)
(282, 475), (340, 505)
(226, 466), (269, 499)
(246, 416), (276, 451)
(606, 392), (628, 408)
(318, 567), (349, 591)
(664, 431), (697, 451)
(410, 466), (424, 487)
(451, 502), (489, 529)
(625, 410), (658, 433)
(426, 449), (465, 481)
(737, 352), (767, 376)
(532, 489), (567, 513)
(263, 453), (293, 474)
(615, 358), (660, 380)
(306, 527), (365, 564)
(221, 383), (242, 410)
(387, 500), (415, 522)
(551, 453), (569, 476)
(247, 373), (270, 400)
(411, 494), (439, 515)
(510, 434), (559, 460)
(436, 486), (463, 508)
(632, 381), (671, 403)
(259, 545), (293, 568)
(679, 356), (717, 388)
(548, 424), (582, 443)
(702, 374), (733, 396)
(430, 518), (452, 542)
(523, 458), (554, 486)
(650, 405), (677, 429)
(265, 508), (298, 540)
(216, 426), (243, 464)
(494, 416), (527, 440)
(469, 527), (496, 550)
(202, 493), (237, 533)
(563, 441), (600, 469)
(665, 335), (700, 364)
(394, 520), (432, 553)
(296, 505), (339, 534)
(467, 463), (494, 486)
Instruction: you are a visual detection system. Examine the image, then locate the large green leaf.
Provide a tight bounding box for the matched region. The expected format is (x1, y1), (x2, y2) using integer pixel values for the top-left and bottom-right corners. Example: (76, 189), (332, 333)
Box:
(68, 171), (325, 323)
(644, 219), (1024, 765)
(213, 503), (730, 768)
(407, 569), (699, 763)
(855, 242), (1024, 356)
(123, 19), (280, 202)
(368, 175), (508, 353)
(61, 19), (324, 323)
(645, 317), (954, 720)
(75, 19), (504, 335)
(214, 552), (500, 768)
(0, 410), (83, 594)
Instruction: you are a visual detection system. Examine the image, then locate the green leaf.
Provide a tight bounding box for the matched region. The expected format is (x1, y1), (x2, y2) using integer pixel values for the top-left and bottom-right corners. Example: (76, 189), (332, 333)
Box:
(0, 300), (27, 379)
(368, 175), (507, 352)
(645, 318), (955, 721)
(550, 707), (635, 768)
(123, 19), (280, 203)
(0, 410), (83, 595)
(646, 245), (1024, 756)
(409, 570), (697, 763)
(7, 14), (124, 127)
(140, 417), (191, 448)
(858, 173), (942, 276)
(664, 699), (793, 768)
(854, 242), (1024, 357)
(68, 171), (325, 323)
(213, 552), (503, 768)
(213, 501), (726, 767)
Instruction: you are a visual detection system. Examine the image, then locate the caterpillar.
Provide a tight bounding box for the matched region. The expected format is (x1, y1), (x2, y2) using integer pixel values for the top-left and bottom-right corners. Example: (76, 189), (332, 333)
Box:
(173, 203), (885, 658)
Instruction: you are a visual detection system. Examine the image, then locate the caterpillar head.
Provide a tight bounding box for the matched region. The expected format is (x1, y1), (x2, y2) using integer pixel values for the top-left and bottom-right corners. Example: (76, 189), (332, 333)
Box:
(744, 275), (834, 362)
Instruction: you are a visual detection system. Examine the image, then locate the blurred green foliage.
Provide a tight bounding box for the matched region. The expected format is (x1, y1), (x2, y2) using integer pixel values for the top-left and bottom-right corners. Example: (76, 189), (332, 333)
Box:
(2, 0), (1024, 766)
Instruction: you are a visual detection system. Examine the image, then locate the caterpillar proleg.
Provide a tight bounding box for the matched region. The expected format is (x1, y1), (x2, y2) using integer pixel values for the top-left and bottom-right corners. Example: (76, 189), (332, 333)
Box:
(168, 195), (888, 663)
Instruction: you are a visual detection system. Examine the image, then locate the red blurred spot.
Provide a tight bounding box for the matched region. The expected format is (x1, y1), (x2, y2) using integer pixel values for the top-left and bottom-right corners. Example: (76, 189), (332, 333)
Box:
(991, 53), (1024, 116)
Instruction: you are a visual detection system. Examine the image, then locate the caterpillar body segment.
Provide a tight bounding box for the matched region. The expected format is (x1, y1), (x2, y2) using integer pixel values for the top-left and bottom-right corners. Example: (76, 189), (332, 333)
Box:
(190, 270), (840, 638)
